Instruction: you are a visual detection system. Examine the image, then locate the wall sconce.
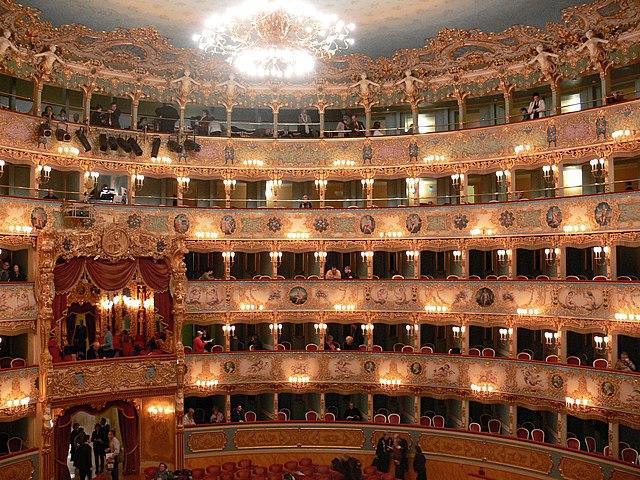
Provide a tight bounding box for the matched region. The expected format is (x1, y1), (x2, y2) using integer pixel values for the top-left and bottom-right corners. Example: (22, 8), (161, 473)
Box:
(514, 144), (532, 156)
(562, 224), (587, 233)
(222, 251), (235, 264)
(0, 159), (5, 177)
(131, 173), (144, 190)
(314, 179), (327, 190)
(360, 251), (374, 261)
(222, 324), (235, 336)
(223, 179), (237, 190)
(4, 397), (30, 415)
(361, 178), (374, 187)
(288, 374), (311, 388)
(542, 164), (558, 182)
(243, 159), (264, 167)
(287, 232), (310, 240)
(269, 251), (283, 265)
(470, 383), (495, 395)
(333, 160), (355, 167)
(240, 303), (264, 311)
(195, 379), (219, 389)
(405, 323), (419, 336)
(57, 145), (80, 157)
(423, 154), (445, 162)
(269, 179), (283, 191)
(36, 164), (52, 184)
(495, 170), (509, 187)
(544, 331), (560, 345)
(147, 405), (175, 416)
(361, 323), (374, 335)
(8, 225), (34, 236)
(406, 177), (419, 194)
(379, 231), (403, 238)
(450, 173), (464, 188)
(593, 334), (610, 351)
(405, 250), (420, 261)
(614, 312), (640, 321)
(334, 304), (355, 311)
(544, 247), (560, 265)
(269, 322), (283, 334)
(516, 308), (540, 315)
(379, 377), (401, 389)
(496, 249), (511, 265)
(314, 322), (327, 334)
(452, 325), (466, 339)
(498, 327), (513, 342)
(592, 245), (610, 264)
(425, 305), (448, 313)
(612, 129), (632, 141)
(151, 155), (172, 164)
(176, 175), (191, 192)
(565, 396), (590, 410)
(589, 158), (606, 179)
(195, 231), (218, 239)
(314, 251), (327, 262)
(452, 250), (462, 263)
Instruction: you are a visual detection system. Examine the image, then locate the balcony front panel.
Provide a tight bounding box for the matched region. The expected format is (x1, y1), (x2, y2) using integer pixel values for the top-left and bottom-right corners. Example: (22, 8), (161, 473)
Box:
(184, 352), (640, 423)
(184, 423), (640, 479)
(46, 356), (178, 405)
(0, 103), (639, 176)
(0, 448), (39, 480)
(0, 367), (38, 421)
(187, 279), (638, 326)
(0, 283), (37, 334)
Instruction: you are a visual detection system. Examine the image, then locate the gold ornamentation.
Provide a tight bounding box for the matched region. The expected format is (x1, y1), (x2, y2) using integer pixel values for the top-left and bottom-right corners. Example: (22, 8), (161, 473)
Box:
(0, 459), (35, 480)
(559, 457), (604, 480)
(187, 431), (227, 452)
(101, 228), (130, 258)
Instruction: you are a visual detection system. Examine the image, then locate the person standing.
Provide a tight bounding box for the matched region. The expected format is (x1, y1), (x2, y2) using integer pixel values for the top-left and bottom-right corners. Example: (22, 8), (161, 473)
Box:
(413, 445), (427, 480)
(391, 433), (408, 480)
(373, 432), (392, 472)
(69, 423), (81, 468)
(91, 423), (105, 473)
(527, 93), (546, 119)
(106, 429), (120, 480)
(75, 435), (93, 480)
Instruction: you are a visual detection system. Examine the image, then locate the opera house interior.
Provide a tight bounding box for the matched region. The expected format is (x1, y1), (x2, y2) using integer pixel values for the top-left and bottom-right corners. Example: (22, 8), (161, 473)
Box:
(2, 0), (640, 479)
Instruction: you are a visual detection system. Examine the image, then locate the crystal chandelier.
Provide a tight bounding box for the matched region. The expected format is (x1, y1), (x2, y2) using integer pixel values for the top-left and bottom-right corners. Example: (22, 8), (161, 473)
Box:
(194, 0), (355, 78)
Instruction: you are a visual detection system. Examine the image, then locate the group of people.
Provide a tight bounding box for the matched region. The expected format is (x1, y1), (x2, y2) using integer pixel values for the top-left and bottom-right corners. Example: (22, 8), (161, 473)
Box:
(41, 105), (80, 123)
(373, 433), (426, 480)
(519, 92), (547, 121)
(69, 419), (120, 480)
(90, 102), (122, 128)
(0, 260), (24, 281)
(324, 265), (358, 280)
(334, 113), (365, 137)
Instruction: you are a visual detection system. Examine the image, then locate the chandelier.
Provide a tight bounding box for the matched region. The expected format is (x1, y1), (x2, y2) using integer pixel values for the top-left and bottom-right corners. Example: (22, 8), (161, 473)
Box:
(194, 0), (355, 78)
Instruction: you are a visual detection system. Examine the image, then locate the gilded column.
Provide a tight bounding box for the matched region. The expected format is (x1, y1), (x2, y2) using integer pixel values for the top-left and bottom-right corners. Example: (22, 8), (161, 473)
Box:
(32, 78), (44, 116)
(550, 81), (561, 116)
(608, 422), (619, 458)
(81, 81), (96, 125)
(319, 393), (326, 417)
(460, 399), (469, 429)
(557, 413), (567, 446)
(226, 107), (233, 138)
(508, 404), (517, 436)
(500, 81), (514, 124)
(364, 107), (372, 136)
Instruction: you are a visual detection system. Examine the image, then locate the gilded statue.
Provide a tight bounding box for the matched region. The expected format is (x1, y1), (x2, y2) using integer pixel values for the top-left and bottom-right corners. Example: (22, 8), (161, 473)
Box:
(34, 45), (64, 77)
(350, 73), (380, 103)
(576, 30), (609, 67)
(395, 69), (424, 101)
(171, 69), (201, 101)
(527, 45), (559, 80)
(0, 30), (19, 58)
(217, 74), (246, 101)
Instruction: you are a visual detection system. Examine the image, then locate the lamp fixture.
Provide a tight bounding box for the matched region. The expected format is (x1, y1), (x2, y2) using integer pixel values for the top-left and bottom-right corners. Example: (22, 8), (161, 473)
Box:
(176, 175), (191, 192)
(592, 245), (610, 264)
(7, 225), (33, 236)
(361, 178), (374, 187)
(423, 154), (445, 162)
(0, 159), (4, 177)
(498, 327), (513, 342)
(424, 305), (448, 313)
(334, 304), (355, 311)
(544, 247), (560, 265)
(194, 0), (355, 78)
(405, 250), (419, 260)
(516, 308), (540, 315)
(243, 159), (264, 167)
(286, 232), (310, 240)
(611, 129), (632, 140)
(542, 164), (558, 182)
(379, 377), (401, 389)
(269, 251), (283, 265)
(222, 324), (236, 335)
(313, 251), (327, 261)
(84, 170), (100, 188)
(132, 173), (145, 190)
(314, 179), (327, 189)
(614, 312), (640, 321)
(240, 303), (265, 311)
(405, 323), (419, 336)
(151, 155), (172, 164)
(269, 322), (283, 334)
(333, 160), (355, 167)
(222, 251), (236, 263)
(195, 379), (219, 389)
(288, 373), (311, 387)
(565, 396), (590, 410)
(544, 331), (560, 345)
(36, 164), (52, 184)
(360, 251), (374, 260)
(495, 170), (508, 186)
(360, 323), (374, 335)
(589, 158), (606, 179)
(378, 231), (403, 238)
(593, 334), (610, 351)
(514, 144), (532, 156)
(313, 322), (327, 334)
(496, 249), (511, 264)
(450, 173), (464, 188)
(470, 383), (496, 395)
(223, 179), (237, 190)
(406, 177), (419, 195)
(147, 404), (175, 416)
(452, 325), (466, 339)
(57, 145), (80, 157)
(195, 231), (219, 239)
(4, 396), (30, 415)
(452, 250), (462, 263)
(562, 224), (588, 233)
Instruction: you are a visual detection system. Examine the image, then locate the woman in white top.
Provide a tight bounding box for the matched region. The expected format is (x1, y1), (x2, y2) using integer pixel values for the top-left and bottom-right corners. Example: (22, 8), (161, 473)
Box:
(527, 93), (546, 119)
(372, 121), (384, 136)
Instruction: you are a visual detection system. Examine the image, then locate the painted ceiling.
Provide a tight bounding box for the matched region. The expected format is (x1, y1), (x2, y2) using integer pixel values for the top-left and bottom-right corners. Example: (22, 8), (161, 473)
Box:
(20, 0), (586, 58)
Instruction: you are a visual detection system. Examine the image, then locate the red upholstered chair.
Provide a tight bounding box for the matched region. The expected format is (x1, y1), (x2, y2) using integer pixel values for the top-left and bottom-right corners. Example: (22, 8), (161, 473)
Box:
(603, 445), (611, 457)
(0, 357), (12, 368)
(621, 448), (639, 464)
(481, 348), (495, 357)
(432, 415), (445, 428)
(238, 459), (252, 469)
(7, 436), (22, 452)
(420, 346), (433, 354)
(268, 464), (284, 474)
(299, 458), (313, 468)
(276, 411), (288, 421)
(211, 344), (224, 352)
(593, 275), (608, 281)
(305, 343), (318, 351)
(488, 419), (502, 434)
(207, 465), (221, 476)
(566, 438), (581, 450)
(516, 428), (529, 439)
(419, 416), (432, 427)
(517, 352), (532, 360)
(545, 355), (559, 363)
(373, 414), (387, 423)
(531, 429), (545, 442)
(143, 466), (159, 479)
(469, 422), (481, 433)
(401, 345), (414, 353)
(372, 345), (383, 352)
(244, 411), (257, 422)
(393, 343), (404, 352)
(358, 344), (367, 351)
(468, 348), (481, 356)
(585, 436), (597, 453)
(388, 413), (400, 424)
(566, 356), (581, 365)
(10, 358), (25, 368)
(324, 412), (336, 422)
(593, 358), (609, 369)
(305, 410), (318, 421)
(192, 468), (206, 479)
(486, 275), (498, 280)
(222, 462), (237, 473)
(275, 344), (286, 351)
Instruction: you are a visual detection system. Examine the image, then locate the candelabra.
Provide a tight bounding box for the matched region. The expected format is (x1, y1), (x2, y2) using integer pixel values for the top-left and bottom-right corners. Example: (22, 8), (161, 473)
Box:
(611, 129), (632, 141)
(222, 251), (235, 264)
(313, 322), (327, 334)
(147, 404), (175, 417)
(516, 308), (540, 315)
(496, 249), (511, 265)
(544, 247), (560, 265)
(452, 250), (462, 263)
(424, 305), (448, 313)
(36, 164), (52, 186)
(514, 144), (532, 156)
(4, 397), (30, 416)
(360, 250), (374, 279)
(495, 170), (509, 189)
(542, 164), (558, 182)
(269, 322), (283, 335)
(451, 325), (466, 339)
(131, 172), (144, 191)
(222, 323), (235, 351)
(334, 304), (355, 311)
(269, 251), (283, 266)
(194, 379), (219, 391)
(498, 327), (513, 342)
(223, 179), (237, 190)
(288, 374), (311, 389)
(589, 158), (606, 180)
(176, 174), (191, 193)
(450, 173), (463, 189)
(544, 331), (560, 346)
(405, 323), (419, 336)
(592, 245), (610, 264)
(593, 334), (611, 352)
(470, 383), (496, 395)
(423, 154), (445, 162)
(361, 177), (374, 207)
(0, 159), (4, 177)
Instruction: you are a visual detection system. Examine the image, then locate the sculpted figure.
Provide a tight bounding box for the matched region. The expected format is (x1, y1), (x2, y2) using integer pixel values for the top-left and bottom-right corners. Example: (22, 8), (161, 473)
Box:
(171, 69), (201, 100)
(527, 45), (559, 79)
(395, 69), (424, 98)
(34, 45), (64, 76)
(576, 30), (609, 66)
(350, 73), (380, 101)
(0, 30), (19, 57)
(217, 74), (245, 99)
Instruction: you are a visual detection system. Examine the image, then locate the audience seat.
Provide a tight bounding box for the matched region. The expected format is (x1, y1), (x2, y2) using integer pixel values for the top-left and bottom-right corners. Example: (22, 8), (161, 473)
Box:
(531, 429), (545, 442)
(420, 346), (433, 354)
(9, 358), (25, 368)
(401, 345), (414, 353)
(566, 356), (581, 365)
(487, 419), (502, 434)
(275, 344), (286, 351)
(324, 412), (336, 422)
(244, 411), (256, 422)
(373, 414), (387, 423)
(276, 411), (287, 421)
(545, 355), (559, 363)
(211, 344), (224, 352)
(566, 438), (581, 450)
(305, 410), (318, 421)
(358, 344), (367, 351)
(7, 436), (22, 452)
(585, 436), (596, 453)
(481, 348), (495, 357)
(468, 348), (481, 356)
(393, 343), (404, 352)
(419, 416), (432, 427)
(621, 448), (638, 464)
(516, 352), (531, 360)
(535, 275), (550, 280)
(433, 415), (445, 428)
(593, 358), (609, 369)
(603, 445), (611, 457)
(469, 422), (481, 432)
(516, 427), (529, 439)
(372, 345), (383, 352)
(387, 413), (400, 424)
(305, 343), (319, 351)
(0, 357), (12, 368)
(144, 466), (159, 479)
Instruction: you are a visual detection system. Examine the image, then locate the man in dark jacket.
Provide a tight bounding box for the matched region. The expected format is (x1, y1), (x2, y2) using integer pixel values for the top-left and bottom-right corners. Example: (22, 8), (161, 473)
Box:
(75, 434), (93, 480)
(69, 423), (80, 466)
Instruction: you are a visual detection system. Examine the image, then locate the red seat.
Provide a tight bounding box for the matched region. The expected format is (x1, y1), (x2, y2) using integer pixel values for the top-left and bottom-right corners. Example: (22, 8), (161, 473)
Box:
(305, 343), (318, 351)
(488, 419), (502, 434)
(420, 346), (433, 354)
(419, 416), (432, 427)
(621, 448), (639, 464)
(545, 355), (559, 363)
(531, 429), (545, 442)
(469, 422), (481, 432)
(566, 356), (581, 365)
(324, 412), (336, 421)
(284, 461), (299, 471)
(373, 414), (386, 423)
(566, 438), (581, 450)
(388, 413), (400, 424)
(516, 427), (529, 439)
(593, 358), (609, 369)
(207, 466), (222, 476)
(433, 415), (445, 428)
(238, 460), (252, 469)
(306, 410), (319, 421)
(401, 345), (414, 353)
(516, 352), (531, 360)
(372, 345), (383, 352)
(193, 468), (206, 479)
(299, 458), (313, 467)
(144, 466), (159, 479)
(245, 411), (257, 422)
(223, 462), (237, 473)
(481, 348), (495, 357)
(468, 348), (481, 356)
(585, 436), (596, 453)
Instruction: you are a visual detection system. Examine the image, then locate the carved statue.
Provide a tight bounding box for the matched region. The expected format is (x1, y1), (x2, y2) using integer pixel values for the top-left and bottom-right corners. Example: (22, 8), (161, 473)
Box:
(576, 30), (609, 66)
(527, 45), (559, 80)
(395, 69), (424, 99)
(0, 29), (18, 58)
(171, 69), (201, 100)
(217, 74), (245, 100)
(34, 45), (64, 76)
(350, 73), (380, 102)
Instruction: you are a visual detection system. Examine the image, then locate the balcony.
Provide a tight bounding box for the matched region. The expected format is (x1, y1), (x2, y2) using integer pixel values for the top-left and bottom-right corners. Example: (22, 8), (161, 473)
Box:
(0, 283), (37, 334)
(0, 366), (38, 421)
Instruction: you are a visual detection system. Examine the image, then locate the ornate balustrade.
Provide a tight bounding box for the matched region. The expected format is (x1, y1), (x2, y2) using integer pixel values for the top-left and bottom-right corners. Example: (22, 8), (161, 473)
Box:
(1, 191), (639, 247)
(0, 448), (39, 480)
(0, 283), (37, 334)
(183, 422), (640, 479)
(184, 352), (640, 425)
(186, 279), (639, 327)
(0, 101), (639, 179)
(0, 367), (38, 422)
(46, 356), (178, 406)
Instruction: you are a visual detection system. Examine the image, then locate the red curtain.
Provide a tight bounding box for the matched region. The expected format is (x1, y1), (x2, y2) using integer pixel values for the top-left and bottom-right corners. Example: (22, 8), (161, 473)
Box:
(54, 411), (72, 480)
(117, 402), (140, 475)
(138, 258), (170, 291)
(85, 259), (138, 292)
(154, 291), (173, 331)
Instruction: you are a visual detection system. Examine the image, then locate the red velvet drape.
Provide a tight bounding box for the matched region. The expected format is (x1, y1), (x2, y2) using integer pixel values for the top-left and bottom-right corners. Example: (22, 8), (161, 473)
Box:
(54, 411), (72, 480)
(117, 402), (140, 475)
(154, 291), (173, 331)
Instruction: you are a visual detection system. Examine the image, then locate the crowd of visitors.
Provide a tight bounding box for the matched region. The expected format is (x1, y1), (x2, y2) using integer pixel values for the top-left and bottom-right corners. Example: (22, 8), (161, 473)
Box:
(69, 419), (120, 480)
(0, 261), (24, 281)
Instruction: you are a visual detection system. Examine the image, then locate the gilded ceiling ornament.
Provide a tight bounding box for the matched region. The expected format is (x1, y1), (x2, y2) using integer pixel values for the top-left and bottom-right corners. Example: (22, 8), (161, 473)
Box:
(0, 29), (18, 58)
(527, 45), (560, 82)
(171, 69), (201, 102)
(576, 30), (609, 69)
(33, 45), (64, 78)
(350, 73), (380, 106)
(395, 69), (424, 103)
